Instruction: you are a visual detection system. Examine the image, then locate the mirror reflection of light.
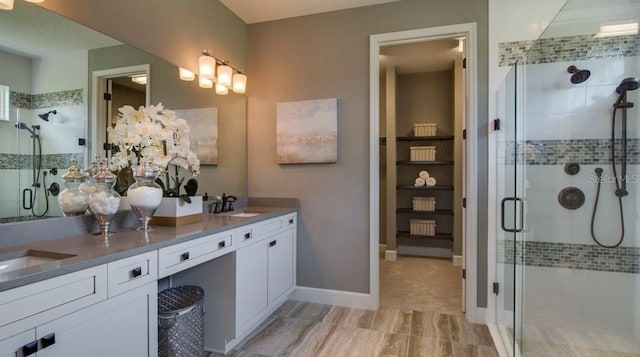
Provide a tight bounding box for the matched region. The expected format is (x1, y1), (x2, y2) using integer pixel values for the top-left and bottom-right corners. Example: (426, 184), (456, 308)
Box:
(0, 264), (8, 271)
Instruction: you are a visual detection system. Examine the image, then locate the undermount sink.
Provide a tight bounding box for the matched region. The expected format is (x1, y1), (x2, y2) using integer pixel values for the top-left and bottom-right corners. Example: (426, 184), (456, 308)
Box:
(0, 250), (76, 275)
(229, 212), (262, 218)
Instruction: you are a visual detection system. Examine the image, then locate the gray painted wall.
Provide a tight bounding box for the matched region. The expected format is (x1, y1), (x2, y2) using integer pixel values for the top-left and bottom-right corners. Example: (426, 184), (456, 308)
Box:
(0, 51), (32, 94)
(247, 0), (489, 306)
(41, 0), (490, 307)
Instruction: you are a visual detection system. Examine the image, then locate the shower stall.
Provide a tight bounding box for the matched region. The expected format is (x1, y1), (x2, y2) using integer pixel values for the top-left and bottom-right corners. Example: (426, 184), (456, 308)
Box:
(494, 0), (640, 356)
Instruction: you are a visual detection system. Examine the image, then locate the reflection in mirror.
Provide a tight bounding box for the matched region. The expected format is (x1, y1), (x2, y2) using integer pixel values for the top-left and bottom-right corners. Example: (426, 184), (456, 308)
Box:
(0, 2), (247, 224)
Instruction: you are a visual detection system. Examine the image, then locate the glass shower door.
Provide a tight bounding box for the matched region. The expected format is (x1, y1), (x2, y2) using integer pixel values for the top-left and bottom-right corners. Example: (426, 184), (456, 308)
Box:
(495, 64), (525, 356)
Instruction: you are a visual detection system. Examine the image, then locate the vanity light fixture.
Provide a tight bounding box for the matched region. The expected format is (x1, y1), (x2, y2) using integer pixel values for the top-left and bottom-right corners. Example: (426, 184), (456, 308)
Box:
(215, 83), (229, 95)
(24, 0), (44, 2)
(199, 76), (213, 89)
(179, 67), (195, 81)
(187, 51), (247, 95)
(594, 22), (639, 38)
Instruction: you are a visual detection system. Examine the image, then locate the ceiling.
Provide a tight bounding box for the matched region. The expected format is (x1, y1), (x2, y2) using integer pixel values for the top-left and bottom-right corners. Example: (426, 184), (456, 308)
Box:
(220, 0), (404, 24)
(0, 1), (120, 58)
(380, 38), (464, 74)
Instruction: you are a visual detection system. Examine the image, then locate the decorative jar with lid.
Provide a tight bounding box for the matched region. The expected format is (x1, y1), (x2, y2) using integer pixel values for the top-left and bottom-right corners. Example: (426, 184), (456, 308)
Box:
(88, 159), (121, 236)
(57, 158), (89, 216)
(127, 156), (163, 231)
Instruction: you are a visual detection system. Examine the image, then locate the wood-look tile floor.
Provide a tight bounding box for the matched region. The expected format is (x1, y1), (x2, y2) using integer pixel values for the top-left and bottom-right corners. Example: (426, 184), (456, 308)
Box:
(212, 257), (498, 356)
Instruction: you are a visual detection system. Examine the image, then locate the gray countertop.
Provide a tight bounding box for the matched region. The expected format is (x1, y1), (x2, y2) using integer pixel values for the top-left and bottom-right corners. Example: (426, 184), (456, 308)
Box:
(0, 204), (297, 292)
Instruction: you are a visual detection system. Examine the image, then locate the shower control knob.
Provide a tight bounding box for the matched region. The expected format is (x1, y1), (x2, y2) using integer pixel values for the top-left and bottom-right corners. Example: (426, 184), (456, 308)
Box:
(558, 187), (585, 210)
(564, 163), (580, 175)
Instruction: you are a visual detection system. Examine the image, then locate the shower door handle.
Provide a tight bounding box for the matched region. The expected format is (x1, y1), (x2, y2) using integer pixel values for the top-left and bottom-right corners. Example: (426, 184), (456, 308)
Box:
(501, 197), (524, 233)
(22, 188), (33, 210)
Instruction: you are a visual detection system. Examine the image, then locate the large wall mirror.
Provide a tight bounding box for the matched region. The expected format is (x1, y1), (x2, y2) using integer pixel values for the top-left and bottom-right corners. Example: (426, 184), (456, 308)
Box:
(0, 1), (247, 224)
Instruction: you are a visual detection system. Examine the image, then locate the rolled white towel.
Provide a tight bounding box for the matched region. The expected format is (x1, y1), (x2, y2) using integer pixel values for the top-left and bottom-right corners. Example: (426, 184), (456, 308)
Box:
(419, 170), (430, 179)
(414, 177), (426, 186)
(426, 177), (437, 187)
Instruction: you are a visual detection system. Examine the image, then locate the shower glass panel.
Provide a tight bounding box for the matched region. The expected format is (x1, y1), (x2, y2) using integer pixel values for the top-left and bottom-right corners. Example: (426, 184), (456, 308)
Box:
(494, 64), (520, 356)
(518, 0), (640, 355)
(1, 104), (84, 223)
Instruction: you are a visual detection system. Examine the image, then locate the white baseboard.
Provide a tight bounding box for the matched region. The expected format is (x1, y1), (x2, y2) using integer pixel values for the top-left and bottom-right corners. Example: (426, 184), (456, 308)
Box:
(488, 323), (511, 357)
(453, 255), (463, 266)
(291, 286), (375, 310)
(384, 249), (397, 261)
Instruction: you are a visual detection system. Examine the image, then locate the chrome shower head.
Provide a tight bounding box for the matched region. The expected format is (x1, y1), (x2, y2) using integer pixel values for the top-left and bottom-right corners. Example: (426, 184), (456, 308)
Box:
(567, 65), (591, 84)
(616, 77), (640, 94)
(38, 109), (57, 121)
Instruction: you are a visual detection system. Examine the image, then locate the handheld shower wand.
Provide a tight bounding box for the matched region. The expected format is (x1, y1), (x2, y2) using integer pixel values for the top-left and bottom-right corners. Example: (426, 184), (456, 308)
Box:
(591, 77), (639, 248)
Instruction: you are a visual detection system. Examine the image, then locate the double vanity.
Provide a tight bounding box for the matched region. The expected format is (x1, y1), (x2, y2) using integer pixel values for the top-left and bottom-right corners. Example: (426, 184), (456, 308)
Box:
(0, 202), (298, 356)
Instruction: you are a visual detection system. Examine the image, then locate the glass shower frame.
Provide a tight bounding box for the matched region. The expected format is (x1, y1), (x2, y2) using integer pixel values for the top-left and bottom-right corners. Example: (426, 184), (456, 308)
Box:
(496, 0), (640, 356)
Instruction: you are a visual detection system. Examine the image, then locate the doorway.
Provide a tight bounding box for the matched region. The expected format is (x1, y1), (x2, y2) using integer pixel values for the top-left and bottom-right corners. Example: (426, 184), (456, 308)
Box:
(369, 23), (480, 321)
(90, 64), (150, 161)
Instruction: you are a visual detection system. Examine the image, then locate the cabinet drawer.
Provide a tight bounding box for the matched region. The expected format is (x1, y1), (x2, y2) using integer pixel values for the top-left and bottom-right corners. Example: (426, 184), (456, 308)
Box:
(252, 213), (297, 240)
(237, 226), (254, 249)
(107, 251), (158, 298)
(0, 265), (107, 330)
(158, 230), (234, 278)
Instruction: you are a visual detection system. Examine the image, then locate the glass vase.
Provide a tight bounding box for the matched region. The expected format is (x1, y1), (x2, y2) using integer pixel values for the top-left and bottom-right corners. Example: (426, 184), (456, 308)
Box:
(128, 157), (163, 231)
(88, 159), (121, 237)
(57, 158), (89, 216)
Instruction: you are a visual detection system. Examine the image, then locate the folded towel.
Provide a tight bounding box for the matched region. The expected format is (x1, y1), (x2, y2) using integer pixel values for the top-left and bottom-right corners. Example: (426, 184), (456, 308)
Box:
(419, 170), (430, 179)
(426, 177), (437, 187)
(414, 177), (426, 186)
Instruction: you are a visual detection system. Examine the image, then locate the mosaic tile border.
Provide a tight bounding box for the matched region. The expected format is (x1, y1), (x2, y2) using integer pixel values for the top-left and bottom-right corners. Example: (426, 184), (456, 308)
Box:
(0, 153), (83, 170)
(499, 34), (640, 67)
(499, 138), (640, 165)
(9, 89), (83, 110)
(497, 240), (639, 274)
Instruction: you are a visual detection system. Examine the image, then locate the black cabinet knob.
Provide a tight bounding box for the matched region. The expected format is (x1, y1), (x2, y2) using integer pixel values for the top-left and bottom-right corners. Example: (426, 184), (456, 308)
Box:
(22, 341), (38, 356)
(288, 218), (294, 224)
(218, 241), (226, 248)
(131, 266), (142, 278)
(181, 252), (190, 261)
(244, 232), (251, 239)
(40, 333), (56, 349)
(269, 240), (277, 247)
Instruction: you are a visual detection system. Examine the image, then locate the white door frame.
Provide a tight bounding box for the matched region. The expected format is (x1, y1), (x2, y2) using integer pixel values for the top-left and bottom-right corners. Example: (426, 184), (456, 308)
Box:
(90, 64), (151, 163)
(369, 23), (480, 321)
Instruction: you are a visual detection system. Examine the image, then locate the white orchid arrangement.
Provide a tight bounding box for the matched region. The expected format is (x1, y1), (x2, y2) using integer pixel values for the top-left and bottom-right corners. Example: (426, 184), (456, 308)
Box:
(108, 103), (200, 200)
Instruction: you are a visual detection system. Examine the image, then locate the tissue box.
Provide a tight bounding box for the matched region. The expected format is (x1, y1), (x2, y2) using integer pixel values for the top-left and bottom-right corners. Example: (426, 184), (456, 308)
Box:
(410, 146), (436, 161)
(413, 197), (436, 211)
(414, 123), (437, 136)
(410, 219), (436, 236)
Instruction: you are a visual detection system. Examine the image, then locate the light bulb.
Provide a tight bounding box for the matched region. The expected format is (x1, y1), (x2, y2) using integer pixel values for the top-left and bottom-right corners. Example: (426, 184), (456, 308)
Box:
(199, 76), (213, 89)
(215, 83), (228, 95)
(217, 65), (233, 88)
(198, 55), (216, 80)
(232, 73), (247, 93)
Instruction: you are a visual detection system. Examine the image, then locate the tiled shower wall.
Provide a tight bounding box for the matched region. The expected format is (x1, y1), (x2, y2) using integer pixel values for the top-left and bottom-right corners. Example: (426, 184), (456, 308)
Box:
(499, 34), (640, 340)
(0, 89), (85, 221)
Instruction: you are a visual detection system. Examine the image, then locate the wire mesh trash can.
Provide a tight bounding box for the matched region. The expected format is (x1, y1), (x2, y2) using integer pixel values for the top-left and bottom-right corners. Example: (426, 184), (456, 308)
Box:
(158, 285), (205, 357)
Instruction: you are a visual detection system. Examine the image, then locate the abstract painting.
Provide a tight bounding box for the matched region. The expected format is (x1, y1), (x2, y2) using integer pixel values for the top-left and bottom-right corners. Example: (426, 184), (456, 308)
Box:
(175, 107), (218, 165)
(276, 98), (337, 164)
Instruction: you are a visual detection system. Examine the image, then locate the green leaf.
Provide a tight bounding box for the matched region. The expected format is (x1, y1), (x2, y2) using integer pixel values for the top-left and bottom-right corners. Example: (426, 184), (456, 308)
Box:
(179, 194), (192, 204)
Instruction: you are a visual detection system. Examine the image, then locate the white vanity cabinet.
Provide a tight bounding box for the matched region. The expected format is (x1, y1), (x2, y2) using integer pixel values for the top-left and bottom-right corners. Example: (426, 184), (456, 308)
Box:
(172, 212), (297, 354)
(0, 252), (158, 357)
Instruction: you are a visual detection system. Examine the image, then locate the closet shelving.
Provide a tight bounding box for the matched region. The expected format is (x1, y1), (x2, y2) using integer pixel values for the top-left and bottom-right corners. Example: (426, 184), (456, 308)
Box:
(395, 135), (454, 247)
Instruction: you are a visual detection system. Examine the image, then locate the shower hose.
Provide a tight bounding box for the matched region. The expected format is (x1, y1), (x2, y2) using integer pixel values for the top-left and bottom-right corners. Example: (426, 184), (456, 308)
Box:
(590, 106), (625, 248)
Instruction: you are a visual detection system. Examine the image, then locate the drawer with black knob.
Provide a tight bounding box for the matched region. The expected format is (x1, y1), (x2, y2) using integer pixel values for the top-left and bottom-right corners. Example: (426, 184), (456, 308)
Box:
(107, 251), (158, 297)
